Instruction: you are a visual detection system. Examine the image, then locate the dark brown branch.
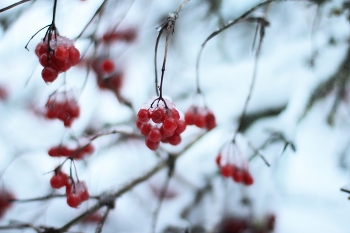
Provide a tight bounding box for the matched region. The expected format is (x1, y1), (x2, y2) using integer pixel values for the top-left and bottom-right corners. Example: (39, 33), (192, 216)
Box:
(0, 0), (31, 13)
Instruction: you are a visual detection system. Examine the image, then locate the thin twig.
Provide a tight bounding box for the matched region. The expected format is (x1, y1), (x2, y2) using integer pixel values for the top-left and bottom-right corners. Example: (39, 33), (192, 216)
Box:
(0, 0), (31, 13)
(95, 207), (111, 233)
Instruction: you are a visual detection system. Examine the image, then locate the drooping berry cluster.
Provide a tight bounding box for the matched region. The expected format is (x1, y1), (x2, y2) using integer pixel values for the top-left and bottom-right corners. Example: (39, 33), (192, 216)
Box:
(35, 35), (80, 83)
(136, 97), (186, 150)
(216, 154), (253, 186)
(0, 188), (14, 218)
(48, 144), (94, 160)
(45, 96), (80, 127)
(185, 106), (216, 130)
(101, 28), (137, 43)
(49, 169), (89, 208)
(92, 57), (123, 94)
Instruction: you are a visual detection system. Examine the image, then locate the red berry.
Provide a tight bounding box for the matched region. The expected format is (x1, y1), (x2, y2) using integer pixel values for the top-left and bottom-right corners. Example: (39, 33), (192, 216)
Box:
(140, 123), (152, 136)
(145, 138), (159, 150)
(137, 109), (150, 123)
(215, 154), (221, 166)
(67, 193), (81, 208)
(243, 171), (254, 186)
(221, 165), (234, 178)
(35, 42), (47, 57)
(175, 120), (186, 134)
(55, 46), (69, 61)
(185, 108), (195, 125)
(136, 120), (144, 129)
(232, 169), (244, 183)
(148, 128), (161, 142)
(163, 117), (177, 132)
(50, 173), (68, 189)
(205, 111), (216, 130)
(41, 67), (58, 83)
(0, 188), (14, 218)
(168, 134), (181, 146)
(151, 108), (165, 123)
(75, 181), (89, 202)
(68, 46), (80, 66)
(160, 126), (174, 137)
(194, 114), (206, 128)
(101, 59), (115, 74)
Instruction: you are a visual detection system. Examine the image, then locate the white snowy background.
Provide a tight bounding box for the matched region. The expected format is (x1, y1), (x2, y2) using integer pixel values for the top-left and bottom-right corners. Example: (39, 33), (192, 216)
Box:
(0, 0), (349, 232)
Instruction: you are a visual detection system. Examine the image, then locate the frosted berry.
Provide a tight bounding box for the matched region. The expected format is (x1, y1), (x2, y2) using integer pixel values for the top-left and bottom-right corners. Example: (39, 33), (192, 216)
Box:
(55, 46), (69, 61)
(145, 138), (159, 150)
(163, 117), (177, 132)
(151, 108), (165, 123)
(67, 193), (81, 208)
(68, 47), (80, 66)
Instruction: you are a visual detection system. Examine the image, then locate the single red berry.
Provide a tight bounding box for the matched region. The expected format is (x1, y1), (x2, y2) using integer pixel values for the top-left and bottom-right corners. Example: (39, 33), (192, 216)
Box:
(48, 147), (60, 157)
(148, 128), (161, 142)
(101, 59), (115, 74)
(232, 169), (244, 183)
(221, 165), (234, 178)
(194, 114), (206, 128)
(163, 117), (177, 132)
(151, 108), (165, 123)
(136, 120), (144, 129)
(168, 134), (181, 146)
(35, 42), (47, 57)
(175, 120), (186, 134)
(50, 173), (68, 189)
(140, 123), (152, 136)
(205, 111), (216, 130)
(185, 108), (195, 125)
(160, 126), (174, 137)
(68, 46), (80, 66)
(67, 193), (81, 208)
(243, 170), (254, 186)
(145, 138), (159, 150)
(54, 58), (72, 72)
(55, 46), (69, 61)
(41, 67), (58, 83)
(75, 181), (89, 202)
(137, 109), (150, 123)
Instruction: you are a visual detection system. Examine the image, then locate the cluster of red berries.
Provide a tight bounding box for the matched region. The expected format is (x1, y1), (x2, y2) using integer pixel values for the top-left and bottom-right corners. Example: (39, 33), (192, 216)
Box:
(45, 97), (80, 127)
(101, 28), (137, 43)
(92, 57), (123, 94)
(35, 35), (80, 83)
(185, 106), (216, 130)
(50, 170), (89, 208)
(48, 144), (94, 160)
(216, 154), (254, 186)
(0, 188), (14, 218)
(136, 98), (186, 150)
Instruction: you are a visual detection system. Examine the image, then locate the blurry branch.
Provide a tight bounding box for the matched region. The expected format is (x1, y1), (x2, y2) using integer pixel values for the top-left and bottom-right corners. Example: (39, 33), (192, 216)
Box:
(180, 177), (213, 219)
(95, 206), (111, 233)
(302, 43), (350, 125)
(0, 221), (40, 232)
(9, 194), (66, 203)
(0, 0), (31, 13)
(247, 141), (270, 167)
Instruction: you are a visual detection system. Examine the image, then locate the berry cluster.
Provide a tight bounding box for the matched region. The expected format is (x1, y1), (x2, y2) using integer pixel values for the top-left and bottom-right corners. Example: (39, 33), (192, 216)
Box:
(48, 144), (94, 160)
(45, 97), (80, 127)
(0, 188), (14, 218)
(92, 57), (123, 94)
(216, 154), (253, 186)
(136, 97), (186, 150)
(35, 35), (80, 83)
(102, 28), (137, 43)
(49, 170), (89, 208)
(185, 106), (216, 130)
